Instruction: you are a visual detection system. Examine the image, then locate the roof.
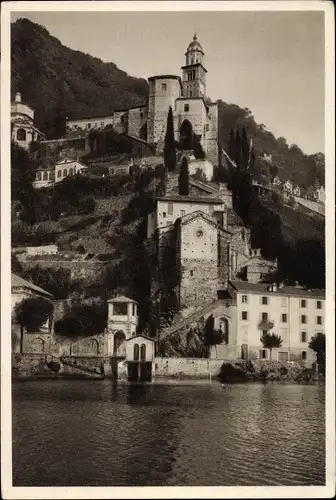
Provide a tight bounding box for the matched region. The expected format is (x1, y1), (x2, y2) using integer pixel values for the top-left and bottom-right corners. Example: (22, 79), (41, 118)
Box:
(107, 295), (138, 304)
(179, 210), (233, 234)
(125, 334), (156, 342)
(148, 74), (181, 82)
(228, 280), (325, 299)
(11, 274), (53, 298)
(227, 208), (245, 226)
(189, 178), (218, 194)
(156, 195), (224, 204)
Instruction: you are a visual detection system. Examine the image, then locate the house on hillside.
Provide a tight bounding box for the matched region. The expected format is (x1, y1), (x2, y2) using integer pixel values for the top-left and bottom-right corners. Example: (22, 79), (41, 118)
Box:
(293, 185), (301, 197)
(315, 185), (325, 204)
(11, 92), (45, 150)
(272, 176), (282, 187)
(11, 273), (54, 354)
(33, 166), (55, 189)
(55, 158), (89, 184)
(283, 179), (293, 195)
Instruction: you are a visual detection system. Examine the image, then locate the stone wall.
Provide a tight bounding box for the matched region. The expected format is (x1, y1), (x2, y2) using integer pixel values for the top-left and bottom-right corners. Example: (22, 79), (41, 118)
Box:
(154, 357), (225, 379)
(22, 260), (106, 281)
(179, 258), (218, 309)
(128, 106), (148, 138)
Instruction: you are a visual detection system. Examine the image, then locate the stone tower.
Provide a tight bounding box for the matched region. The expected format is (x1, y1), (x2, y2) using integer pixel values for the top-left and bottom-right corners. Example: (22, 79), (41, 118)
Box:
(106, 296), (138, 357)
(181, 34), (207, 99)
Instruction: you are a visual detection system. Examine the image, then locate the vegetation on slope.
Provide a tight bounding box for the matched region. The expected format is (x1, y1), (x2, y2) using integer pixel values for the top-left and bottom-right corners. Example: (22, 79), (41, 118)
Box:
(11, 18), (148, 138)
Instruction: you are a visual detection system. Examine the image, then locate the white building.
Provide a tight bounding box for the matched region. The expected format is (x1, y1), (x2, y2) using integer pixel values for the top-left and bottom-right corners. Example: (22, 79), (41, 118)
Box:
(11, 92), (45, 150)
(33, 167), (55, 189)
(316, 185), (325, 204)
(293, 185), (301, 197)
(55, 158), (88, 184)
(283, 179), (293, 195)
(227, 280), (325, 367)
(272, 176), (282, 187)
(147, 194), (226, 238)
(66, 113), (115, 132)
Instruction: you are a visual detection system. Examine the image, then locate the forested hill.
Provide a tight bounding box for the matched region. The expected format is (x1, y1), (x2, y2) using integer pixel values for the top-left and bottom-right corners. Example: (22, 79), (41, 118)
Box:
(11, 18), (149, 139)
(11, 18), (324, 190)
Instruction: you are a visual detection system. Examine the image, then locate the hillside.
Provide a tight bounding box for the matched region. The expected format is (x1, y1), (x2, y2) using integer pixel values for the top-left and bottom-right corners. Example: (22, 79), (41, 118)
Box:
(11, 18), (149, 138)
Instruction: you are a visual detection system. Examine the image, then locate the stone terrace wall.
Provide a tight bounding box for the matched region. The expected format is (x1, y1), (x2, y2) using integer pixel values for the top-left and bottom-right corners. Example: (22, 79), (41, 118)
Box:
(154, 357), (225, 379)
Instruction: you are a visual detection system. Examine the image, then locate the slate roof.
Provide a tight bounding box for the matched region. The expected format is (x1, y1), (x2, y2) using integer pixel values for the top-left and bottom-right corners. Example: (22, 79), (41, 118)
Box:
(11, 274), (53, 298)
(229, 280), (325, 299)
(125, 334), (156, 342)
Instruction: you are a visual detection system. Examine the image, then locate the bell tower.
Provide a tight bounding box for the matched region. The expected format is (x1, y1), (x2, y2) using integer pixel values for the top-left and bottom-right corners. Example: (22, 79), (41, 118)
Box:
(181, 33), (207, 99)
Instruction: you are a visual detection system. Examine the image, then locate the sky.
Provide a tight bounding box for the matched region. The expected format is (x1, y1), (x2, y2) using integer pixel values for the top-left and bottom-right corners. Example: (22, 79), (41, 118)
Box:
(11, 10), (325, 154)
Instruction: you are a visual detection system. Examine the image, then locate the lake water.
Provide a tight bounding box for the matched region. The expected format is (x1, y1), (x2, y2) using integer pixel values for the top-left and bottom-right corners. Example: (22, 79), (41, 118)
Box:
(12, 380), (325, 486)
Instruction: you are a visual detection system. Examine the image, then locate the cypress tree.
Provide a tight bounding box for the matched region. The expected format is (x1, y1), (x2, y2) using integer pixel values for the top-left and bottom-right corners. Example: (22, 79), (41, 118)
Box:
(228, 129), (235, 162)
(241, 127), (249, 170)
(164, 106), (177, 172)
(178, 156), (189, 196)
(235, 129), (242, 169)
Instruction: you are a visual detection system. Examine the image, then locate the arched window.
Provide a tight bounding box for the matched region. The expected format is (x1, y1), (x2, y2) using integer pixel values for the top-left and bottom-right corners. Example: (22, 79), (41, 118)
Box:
(33, 338), (45, 353)
(69, 168), (74, 176)
(134, 343), (139, 361)
(140, 344), (146, 361)
(63, 168), (68, 177)
(17, 128), (26, 141)
(57, 170), (62, 178)
(43, 171), (48, 181)
(113, 330), (126, 355)
(50, 171), (55, 180)
(36, 171), (42, 181)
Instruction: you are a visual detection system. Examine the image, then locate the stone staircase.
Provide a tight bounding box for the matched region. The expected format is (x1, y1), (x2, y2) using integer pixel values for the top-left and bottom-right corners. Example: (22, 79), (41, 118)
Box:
(59, 356), (104, 379)
(159, 299), (219, 341)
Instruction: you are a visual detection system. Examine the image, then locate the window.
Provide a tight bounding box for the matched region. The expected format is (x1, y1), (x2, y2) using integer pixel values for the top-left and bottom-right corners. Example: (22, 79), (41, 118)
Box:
(16, 128), (26, 141)
(161, 83), (167, 91)
(300, 315), (307, 324)
(43, 171), (48, 181)
(261, 296), (269, 305)
(261, 312), (268, 321)
(113, 302), (128, 315)
(205, 124), (210, 132)
(132, 304), (136, 316)
(162, 212), (166, 218)
(140, 344), (146, 361)
(316, 300), (322, 309)
(301, 351), (307, 361)
(281, 313), (287, 323)
(140, 112), (143, 119)
(36, 172), (42, 181)
(241, 311), (248, 321)
(189, 91), (192, 97)
(63, 168), (68, 177)
(120, 115), (125, 124)
(87, 123), (91, 129)
(190, 270), (194, 276)
(133, 344), (139, 361)
(281, 298), (287, 307)
(69, 168), (74, 176)
(181, 210), (185, 217)
(316, 316), (323, 325)
(259, 349), (269, 360)
(300, 331), (307, 343)
(57, 170), (62, 178)
(300, 299), (307, 308)
(184, 104), (190, 112)
(167, 202), (173, 215)
(241, 295), (248, 304)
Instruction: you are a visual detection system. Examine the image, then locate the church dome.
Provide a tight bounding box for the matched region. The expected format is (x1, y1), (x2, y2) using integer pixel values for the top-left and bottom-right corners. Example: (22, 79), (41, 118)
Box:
(186, 33), (204, 54)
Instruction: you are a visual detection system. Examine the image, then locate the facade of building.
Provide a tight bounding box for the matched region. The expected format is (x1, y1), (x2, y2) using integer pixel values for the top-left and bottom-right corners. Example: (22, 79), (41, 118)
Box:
(106, 296), (139, 357)
(55, 158), (88, 183)
(227, 280), (325, 367)
(315, 185), (325, 204)
(283, 179), (293, 195)
(11, 92), (45, 150)
(66, 34), (219, 166)
(33, 167), (55, 189)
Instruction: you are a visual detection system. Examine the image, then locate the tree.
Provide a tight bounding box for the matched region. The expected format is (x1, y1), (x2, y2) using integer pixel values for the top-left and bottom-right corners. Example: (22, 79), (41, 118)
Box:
(13, 296), (54, 353)
(308, 332), (326, 375)
(235, 129), (242, 168)
(228, 129), (235, 161)
(259, 320), (283, 361)
(203, 315), (225, 346)
(178, 156), (189, 196)
(54, 301), (107, 338)
(11, 254), (23, 275)
(164, 106), (177, 172)
(241, 127), (249, 170)
(23, 266), (73, 300)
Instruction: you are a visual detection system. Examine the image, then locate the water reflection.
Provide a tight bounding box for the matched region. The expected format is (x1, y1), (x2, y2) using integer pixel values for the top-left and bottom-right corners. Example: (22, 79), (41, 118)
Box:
(12, 380), (325, 486)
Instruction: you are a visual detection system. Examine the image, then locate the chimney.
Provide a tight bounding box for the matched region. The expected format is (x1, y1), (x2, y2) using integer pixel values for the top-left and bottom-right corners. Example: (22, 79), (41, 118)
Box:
(15, 92), (22, 103)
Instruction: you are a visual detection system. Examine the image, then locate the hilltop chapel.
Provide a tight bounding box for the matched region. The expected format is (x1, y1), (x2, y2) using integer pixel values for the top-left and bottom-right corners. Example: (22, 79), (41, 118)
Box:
(65, 34), (219, 166)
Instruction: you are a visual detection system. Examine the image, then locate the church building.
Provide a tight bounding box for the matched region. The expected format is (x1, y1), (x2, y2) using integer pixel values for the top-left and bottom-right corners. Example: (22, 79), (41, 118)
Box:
(66, 34), (219, 165)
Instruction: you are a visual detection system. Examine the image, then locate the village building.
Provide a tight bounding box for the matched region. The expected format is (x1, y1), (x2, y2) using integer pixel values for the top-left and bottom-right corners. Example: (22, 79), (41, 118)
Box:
(33, 166), (55, 189)
(66, 34), (219, 167)
(272, 176), (282, 187)
(55, 158), (89, 183)
(315, 185), (325, 204)
(282, 179), (293, 195)
(11, 92), (45, 150)
(293, 185), (301, 197)
(11, 273), (54, 354)
(227, 280), (325, 367)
